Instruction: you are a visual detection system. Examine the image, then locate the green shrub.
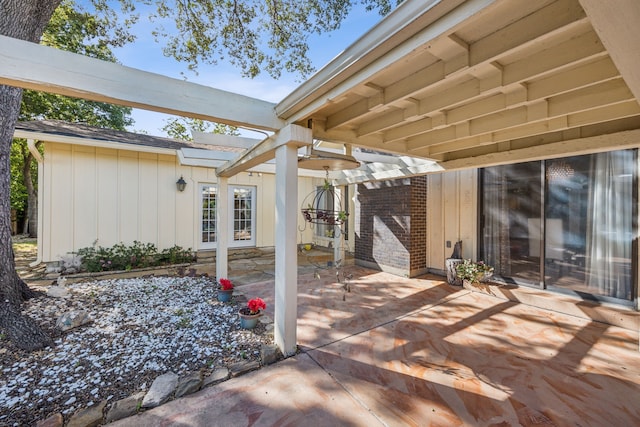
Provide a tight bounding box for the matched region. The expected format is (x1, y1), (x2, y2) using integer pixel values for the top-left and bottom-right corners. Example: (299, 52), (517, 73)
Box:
(72, 241), (194, 273)
(158, 245), (196, 265)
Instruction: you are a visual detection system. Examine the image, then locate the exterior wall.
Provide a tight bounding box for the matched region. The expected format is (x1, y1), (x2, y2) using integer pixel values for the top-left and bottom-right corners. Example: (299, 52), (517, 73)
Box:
(41, 142), (316, 263)
(426, 169), (478, 275)
(354, 176), (427, 277)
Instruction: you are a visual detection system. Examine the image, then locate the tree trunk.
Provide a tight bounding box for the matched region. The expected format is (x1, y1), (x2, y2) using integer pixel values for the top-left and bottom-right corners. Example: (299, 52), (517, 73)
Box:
(0, 84), (51, 350)
(0, 0), (61, 351)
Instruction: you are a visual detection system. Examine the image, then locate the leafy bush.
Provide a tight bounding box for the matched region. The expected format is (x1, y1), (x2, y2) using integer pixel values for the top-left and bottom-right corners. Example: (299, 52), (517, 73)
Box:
(72, 241), (194, 273)
(455, 259), (494, 284)
(157, 245), (196, 265)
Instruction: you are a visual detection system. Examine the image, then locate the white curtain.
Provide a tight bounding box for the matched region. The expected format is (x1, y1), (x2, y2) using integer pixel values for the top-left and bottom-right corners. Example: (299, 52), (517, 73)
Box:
(482, 169), (511, 275)
(586, 150), (633, 299)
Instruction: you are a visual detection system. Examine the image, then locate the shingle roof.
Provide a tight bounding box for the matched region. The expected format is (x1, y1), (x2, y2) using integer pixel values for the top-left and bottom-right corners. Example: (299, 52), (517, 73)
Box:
(14, 120), (239, 152)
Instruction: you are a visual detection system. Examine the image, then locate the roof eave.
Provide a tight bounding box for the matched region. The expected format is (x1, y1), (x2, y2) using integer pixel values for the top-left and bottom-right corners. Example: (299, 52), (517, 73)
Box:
(275, 0), (481, 121)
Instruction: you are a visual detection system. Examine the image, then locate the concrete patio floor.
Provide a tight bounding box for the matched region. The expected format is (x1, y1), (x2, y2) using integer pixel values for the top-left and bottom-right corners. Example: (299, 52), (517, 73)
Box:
(112, 265), (640, 426)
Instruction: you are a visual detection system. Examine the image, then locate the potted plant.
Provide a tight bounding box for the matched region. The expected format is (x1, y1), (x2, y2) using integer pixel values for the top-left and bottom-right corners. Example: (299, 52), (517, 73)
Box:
(455, 259), (494, 287)
(217, 278), (234, 302)
(238, 297), (266, 329)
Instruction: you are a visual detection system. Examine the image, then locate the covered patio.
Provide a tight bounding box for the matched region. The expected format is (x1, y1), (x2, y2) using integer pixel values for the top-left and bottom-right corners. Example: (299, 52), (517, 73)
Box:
(4, 0), (640, 358)
(111, 265), (640, 425)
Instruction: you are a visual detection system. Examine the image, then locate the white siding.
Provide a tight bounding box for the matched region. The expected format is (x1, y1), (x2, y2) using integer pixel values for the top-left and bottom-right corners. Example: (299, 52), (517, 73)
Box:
(41, 142), (317, 262)
(426, 169), (478, 273)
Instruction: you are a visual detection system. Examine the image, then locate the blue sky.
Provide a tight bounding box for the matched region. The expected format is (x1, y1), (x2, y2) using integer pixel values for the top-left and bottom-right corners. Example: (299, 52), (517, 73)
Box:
(100, 2), (386, 137)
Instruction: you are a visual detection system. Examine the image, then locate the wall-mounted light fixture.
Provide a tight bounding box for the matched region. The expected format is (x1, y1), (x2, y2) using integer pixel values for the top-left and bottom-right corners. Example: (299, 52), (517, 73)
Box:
(176, 176), (187, 192)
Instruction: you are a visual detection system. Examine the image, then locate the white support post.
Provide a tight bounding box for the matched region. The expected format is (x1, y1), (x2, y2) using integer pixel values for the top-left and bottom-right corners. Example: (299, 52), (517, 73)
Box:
(274, 143), (299, 356)
(216, 177), (229, 280)
(334, 187), (345, 267)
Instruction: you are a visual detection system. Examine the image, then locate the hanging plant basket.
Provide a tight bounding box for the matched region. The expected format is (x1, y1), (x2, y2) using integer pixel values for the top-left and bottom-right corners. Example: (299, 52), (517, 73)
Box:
(300, 171), (348, 226)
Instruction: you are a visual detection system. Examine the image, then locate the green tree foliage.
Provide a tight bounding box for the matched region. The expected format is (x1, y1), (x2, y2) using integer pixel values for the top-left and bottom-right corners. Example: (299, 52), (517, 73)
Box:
(162, 117), (240, 141)
(94, 0), (403, 79)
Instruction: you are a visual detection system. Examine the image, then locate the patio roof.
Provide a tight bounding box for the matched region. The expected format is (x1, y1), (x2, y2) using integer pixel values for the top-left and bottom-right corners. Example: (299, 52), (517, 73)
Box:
(273, 0), (640, 171)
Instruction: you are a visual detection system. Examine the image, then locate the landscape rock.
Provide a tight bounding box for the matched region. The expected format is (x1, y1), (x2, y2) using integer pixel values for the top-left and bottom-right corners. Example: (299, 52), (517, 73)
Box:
(229, 360), (260, 377)
(56, 310), (91, 331)
(35, 413), (63, 427)
(1, 276), (271, 426)
(47, 286), (70, 298)
(141, 372), (179, 408)
(260, 344), (281, 365)
(259, 314), (273, 324)
(202, 368), (229, 388)
(67, 400), (107, 427)
(175, 371), (203, 398)
(105, 392), (145, 423)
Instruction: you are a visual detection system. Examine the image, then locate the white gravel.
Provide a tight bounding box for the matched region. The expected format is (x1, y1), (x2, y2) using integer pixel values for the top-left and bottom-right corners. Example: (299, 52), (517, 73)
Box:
(0, 275), (271, 426)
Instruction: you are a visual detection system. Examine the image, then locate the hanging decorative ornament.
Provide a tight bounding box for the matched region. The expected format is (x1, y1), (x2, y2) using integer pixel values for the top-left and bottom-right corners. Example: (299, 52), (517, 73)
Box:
(300, 167), (349, 228)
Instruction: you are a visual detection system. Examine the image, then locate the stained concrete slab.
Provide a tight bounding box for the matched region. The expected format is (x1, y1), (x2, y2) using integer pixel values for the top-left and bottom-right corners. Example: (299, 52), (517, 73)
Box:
(111, 354), (382, 426)
(112, 266), (640, 426)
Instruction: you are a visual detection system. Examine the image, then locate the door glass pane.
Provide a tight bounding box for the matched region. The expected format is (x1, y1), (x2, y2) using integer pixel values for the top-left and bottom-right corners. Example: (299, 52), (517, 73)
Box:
(545, 151), (634, 301)
(481, 162), (542, 284)
(201, 186), (216, 243)
(233, 187), (253, 242)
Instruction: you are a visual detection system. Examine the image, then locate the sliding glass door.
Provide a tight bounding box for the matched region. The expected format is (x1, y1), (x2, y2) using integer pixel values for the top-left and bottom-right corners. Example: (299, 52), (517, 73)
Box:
(481, 162), (543, 286)
(480, 149), (635, 303)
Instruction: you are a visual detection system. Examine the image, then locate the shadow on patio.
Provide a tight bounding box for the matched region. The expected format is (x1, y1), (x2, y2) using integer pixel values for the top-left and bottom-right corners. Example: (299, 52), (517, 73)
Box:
(115, 265), (640, 426)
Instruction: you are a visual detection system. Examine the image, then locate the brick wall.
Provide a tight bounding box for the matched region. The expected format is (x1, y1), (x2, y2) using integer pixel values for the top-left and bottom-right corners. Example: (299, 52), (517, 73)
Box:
(355, 176), (427, 277)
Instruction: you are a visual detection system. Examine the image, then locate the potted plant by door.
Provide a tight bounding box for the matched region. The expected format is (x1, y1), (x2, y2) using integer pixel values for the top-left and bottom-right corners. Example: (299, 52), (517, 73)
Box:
(455, 259), (494, 288)
(217, 278), (234, 302)
(238, 297), (266, 329)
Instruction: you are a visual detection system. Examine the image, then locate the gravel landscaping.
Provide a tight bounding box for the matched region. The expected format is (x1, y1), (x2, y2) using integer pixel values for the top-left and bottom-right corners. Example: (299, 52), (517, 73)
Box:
(0, 275), (274, 426)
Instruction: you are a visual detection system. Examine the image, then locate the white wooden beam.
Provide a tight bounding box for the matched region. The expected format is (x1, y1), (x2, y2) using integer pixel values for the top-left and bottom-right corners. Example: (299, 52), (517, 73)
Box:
(177, 153), (225, 168)
(421, 101), (640, 157)
(0, 35), (283, 131)
(191, 131), (263, 149)
(439, 128), (640, 171)
(579, 0), (640, 103)
(336, 160), (443, 185)
(180, 148), (240, 161)
(216, 124), (312, 177)
(402, 78), (634, 152)
(471, 0), (587, 65)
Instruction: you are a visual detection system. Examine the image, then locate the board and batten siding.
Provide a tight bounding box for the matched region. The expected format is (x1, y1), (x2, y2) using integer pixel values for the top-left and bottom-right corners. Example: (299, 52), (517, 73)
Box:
(41, 142), (315, 263)
(426, 169), (478, 274)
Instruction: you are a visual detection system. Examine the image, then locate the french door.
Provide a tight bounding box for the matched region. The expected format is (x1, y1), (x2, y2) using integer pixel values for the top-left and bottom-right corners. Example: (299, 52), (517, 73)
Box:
(200, 184), (256, 249)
